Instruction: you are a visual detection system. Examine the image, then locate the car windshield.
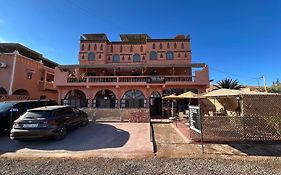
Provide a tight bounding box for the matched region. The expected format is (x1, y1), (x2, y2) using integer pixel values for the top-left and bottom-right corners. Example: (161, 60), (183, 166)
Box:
(22, 111), (53, 118)
(0, 102), (13, 113)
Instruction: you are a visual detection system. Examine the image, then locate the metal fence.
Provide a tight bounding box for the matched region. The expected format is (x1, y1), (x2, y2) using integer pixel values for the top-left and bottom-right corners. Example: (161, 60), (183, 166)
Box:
(191, 115), (281, 142)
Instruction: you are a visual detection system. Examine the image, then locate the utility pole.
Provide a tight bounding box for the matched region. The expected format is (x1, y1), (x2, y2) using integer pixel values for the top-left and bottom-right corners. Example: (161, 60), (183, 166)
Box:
(257, 75), (267, 92)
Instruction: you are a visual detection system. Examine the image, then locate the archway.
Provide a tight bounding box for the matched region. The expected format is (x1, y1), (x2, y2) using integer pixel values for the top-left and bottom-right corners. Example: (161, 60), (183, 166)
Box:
(64, 89), (88, 107)
(149, 91), (163, 118)
(121, 89), (146, 108)
(94, 89), (116, 108)
(13, 89), (29, 96)
(0, 87), (7, 95)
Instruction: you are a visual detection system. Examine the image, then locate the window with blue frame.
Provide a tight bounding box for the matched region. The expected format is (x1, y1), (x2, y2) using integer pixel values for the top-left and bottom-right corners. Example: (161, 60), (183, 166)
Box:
(133, 54), (141, 62)
(166, 51), (174, 60)
(88, 52), (96, 61)
(112, 54), (120, 62)
(149, 51), (157, 60)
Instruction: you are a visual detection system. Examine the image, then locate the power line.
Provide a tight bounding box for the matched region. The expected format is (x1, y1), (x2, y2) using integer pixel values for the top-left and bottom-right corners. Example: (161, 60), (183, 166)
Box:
(209, 66), (257, 79)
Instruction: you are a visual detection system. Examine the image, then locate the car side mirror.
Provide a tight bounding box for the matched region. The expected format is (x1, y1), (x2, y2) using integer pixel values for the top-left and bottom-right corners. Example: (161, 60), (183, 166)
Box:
(10, 108), (19, 112)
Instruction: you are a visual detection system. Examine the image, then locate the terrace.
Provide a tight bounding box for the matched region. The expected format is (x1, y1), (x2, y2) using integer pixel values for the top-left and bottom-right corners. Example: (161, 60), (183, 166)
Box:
(55, 63), (209, 87)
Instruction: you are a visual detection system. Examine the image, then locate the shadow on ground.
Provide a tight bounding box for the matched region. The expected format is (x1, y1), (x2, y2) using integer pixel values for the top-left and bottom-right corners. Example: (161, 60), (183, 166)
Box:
(0, 122), (129, 153)
(228, 143), (281, 156)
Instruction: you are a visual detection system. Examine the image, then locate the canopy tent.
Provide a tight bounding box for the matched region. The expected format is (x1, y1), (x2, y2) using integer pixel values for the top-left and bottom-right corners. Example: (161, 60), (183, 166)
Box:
(203, 88), (272, 97)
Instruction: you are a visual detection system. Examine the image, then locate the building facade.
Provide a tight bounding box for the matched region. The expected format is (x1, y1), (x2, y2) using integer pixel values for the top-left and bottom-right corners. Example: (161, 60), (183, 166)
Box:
(0, 43), (58, 101)
(55, 34), (209, 117)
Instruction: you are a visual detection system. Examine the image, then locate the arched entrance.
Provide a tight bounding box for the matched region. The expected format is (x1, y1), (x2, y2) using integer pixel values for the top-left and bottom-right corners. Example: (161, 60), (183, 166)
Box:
(0, 87), (7, 95)
(93, 89), (116, 108)
(64, 89), (88, 107)
(149, 91), (162, 118)
(13, 89), (29, 96)
(121, 89), (146, 108)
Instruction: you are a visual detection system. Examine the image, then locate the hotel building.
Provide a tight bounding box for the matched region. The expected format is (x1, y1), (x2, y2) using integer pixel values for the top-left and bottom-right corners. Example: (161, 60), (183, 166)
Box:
(54, 34), (209, 118)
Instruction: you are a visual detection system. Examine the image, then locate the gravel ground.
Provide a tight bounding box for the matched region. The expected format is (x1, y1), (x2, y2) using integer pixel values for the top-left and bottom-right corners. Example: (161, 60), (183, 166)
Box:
(0, 157), (280, 175)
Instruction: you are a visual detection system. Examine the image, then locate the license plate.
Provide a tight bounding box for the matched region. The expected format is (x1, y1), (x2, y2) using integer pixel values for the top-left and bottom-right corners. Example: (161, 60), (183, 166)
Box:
(23, 124), (38, 128)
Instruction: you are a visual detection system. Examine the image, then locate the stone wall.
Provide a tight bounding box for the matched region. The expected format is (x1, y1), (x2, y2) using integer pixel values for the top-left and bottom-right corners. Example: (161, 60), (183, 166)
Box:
(80, 108), (150, 123)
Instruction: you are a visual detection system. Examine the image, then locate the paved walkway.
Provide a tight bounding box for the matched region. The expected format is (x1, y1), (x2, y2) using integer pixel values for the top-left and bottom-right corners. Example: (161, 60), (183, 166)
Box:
(0, 122), (154, 158)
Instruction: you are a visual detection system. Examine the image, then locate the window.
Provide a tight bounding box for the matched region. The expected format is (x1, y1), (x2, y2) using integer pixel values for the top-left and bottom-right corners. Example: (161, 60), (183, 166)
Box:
(82, 54), (85, 59)
(128, 56), (131, 60)
(110, 45), (113, 52)
(174, 43), (177, 49)
(140, 45), (143, 52)
(27, 72), (33, 80)
(167, 43), (170, 49)
(99, 54), (101, 59)
(130, 45), (133, 52)
(121, 90), (145, 108)
(185, 52), (187, 58)
(100, 44), (103, 50)
(160, 53), (163, 58)
(133, 54), (141, 62)
(166, 51), (174, 60)
(88, 52), (96, 61)
(94, 44), (97, 50)
(149, 51), (157, 60)
(181, 43), (184, 49)
(81, 44), (84, 51)
(112, 54), (120, 62)
(178, 52), (181, 57)
(120, 45), (123, 52)
(152, 43), (155, 49)
(159, 43), (162, 49)
(88, 44), (91, 50)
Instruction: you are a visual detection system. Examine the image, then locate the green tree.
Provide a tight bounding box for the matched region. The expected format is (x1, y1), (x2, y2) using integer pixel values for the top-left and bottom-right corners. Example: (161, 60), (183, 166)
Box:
(268, 79), (281, 93)
(215, 78), (243, 89)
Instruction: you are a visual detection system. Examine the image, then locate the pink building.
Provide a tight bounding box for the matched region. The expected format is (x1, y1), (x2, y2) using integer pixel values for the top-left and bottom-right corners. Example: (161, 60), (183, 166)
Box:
(55, 34), (209, 118)
(0, 43), (58, 101)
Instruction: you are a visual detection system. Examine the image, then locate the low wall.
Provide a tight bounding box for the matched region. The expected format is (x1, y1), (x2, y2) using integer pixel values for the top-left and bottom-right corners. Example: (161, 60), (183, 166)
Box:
(80, 108), (150, 123)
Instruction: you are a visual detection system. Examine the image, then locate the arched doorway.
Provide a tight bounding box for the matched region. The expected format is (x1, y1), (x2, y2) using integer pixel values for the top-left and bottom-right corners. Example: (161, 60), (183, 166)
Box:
(0, 87), (7, 95)
(121, 90), (146, 108)
(64, 89), (88, 107)
(13, 89), (29, 96)
(149, 91), (162, 118)
(93, 89), (116, 108)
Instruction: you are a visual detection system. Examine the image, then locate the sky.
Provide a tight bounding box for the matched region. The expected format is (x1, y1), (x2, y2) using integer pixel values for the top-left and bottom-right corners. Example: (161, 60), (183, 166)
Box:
(0, 0), (281, 86)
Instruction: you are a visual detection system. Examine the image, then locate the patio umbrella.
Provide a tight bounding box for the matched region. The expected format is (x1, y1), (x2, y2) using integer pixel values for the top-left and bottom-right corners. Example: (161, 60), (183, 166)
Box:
(177, 91), (204, 99)
(162, 94), (181, 117)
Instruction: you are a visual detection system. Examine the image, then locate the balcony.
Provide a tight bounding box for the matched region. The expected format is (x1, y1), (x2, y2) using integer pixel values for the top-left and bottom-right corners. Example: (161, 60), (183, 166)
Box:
(62, 75), (199, 87)
(55, 64), (210, 87)
(39, 81), (56, 91)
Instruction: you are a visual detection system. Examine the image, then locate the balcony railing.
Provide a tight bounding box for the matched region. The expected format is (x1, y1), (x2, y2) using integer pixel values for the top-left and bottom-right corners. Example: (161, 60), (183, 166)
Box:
(39, 81), (56, 91)
(66, 75), (195, 84)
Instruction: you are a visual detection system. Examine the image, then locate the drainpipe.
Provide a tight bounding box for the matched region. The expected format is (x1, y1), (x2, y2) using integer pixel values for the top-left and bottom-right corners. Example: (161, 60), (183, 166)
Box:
(8, 51), (18, 95)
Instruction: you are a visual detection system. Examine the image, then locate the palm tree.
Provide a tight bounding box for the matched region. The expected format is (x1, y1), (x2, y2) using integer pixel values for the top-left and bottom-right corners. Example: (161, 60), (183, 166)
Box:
(215, 78), (243, 89)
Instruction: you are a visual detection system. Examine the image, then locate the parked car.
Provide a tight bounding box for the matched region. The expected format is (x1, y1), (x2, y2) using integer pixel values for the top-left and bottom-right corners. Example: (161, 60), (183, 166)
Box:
(10, 106), (89, 140)
(0, 100), (58, 133)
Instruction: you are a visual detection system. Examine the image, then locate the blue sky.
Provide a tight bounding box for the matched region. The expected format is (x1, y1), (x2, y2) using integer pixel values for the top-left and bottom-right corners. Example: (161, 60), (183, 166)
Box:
(0, 0), (280, 85)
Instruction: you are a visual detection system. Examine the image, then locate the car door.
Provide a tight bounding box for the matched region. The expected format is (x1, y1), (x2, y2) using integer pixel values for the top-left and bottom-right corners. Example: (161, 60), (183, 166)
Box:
(70, 107), (83, 126)
(63, 107), (77, 127)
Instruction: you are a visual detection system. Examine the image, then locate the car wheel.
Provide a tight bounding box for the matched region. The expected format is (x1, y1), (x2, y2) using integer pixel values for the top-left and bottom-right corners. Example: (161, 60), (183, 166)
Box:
(55, 125), (67, 140)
